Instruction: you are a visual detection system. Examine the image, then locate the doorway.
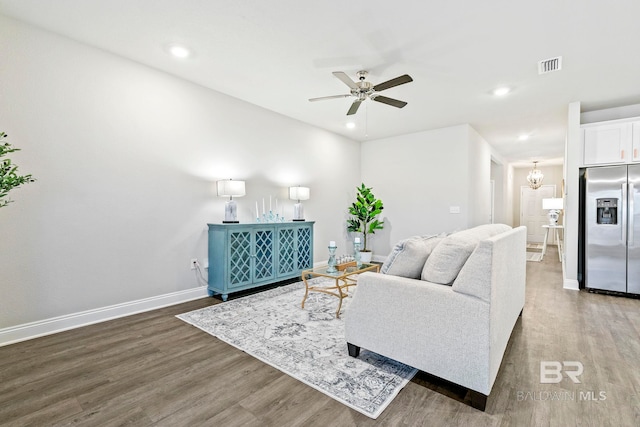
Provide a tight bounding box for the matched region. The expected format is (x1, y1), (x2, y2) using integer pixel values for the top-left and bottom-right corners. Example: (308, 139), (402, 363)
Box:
(520, 185), (556, 243)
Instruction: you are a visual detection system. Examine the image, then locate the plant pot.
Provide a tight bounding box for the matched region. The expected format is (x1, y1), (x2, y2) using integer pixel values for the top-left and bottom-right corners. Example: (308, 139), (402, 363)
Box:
(359, 251), (373, 263)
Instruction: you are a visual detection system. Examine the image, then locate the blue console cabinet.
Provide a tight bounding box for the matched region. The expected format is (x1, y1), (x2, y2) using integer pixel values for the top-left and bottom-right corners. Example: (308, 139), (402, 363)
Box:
(207, 222), (314, 301)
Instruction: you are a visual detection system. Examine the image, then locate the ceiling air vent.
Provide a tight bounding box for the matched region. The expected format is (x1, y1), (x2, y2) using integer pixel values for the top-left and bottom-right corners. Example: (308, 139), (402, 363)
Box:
(538, 56), (562, 74)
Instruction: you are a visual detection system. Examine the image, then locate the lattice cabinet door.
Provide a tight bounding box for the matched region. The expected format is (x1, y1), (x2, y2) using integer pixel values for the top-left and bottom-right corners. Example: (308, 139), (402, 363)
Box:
(296, 225), (313, 270)
(252, 228), (275, 283)
(227, 229), (253, 288)
(277, 227), (297, 277)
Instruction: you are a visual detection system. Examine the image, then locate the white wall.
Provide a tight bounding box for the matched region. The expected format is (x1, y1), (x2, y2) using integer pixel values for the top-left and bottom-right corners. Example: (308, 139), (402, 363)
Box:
(468, 126), (492, 225)
(360, 124), (494, 256)
(565, 102), (581, 289)
(487, 136), (513, 227)
(490, 161), (506, 225)
(0, 16), (360, 331)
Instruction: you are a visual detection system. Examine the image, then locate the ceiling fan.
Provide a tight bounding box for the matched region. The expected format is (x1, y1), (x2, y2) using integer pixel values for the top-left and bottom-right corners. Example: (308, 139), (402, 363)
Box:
(309, 70), (413, 115)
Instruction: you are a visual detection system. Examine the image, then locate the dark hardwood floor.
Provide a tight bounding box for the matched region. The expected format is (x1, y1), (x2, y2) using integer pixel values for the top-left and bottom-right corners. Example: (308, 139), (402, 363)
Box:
(1, 246), (639, 426)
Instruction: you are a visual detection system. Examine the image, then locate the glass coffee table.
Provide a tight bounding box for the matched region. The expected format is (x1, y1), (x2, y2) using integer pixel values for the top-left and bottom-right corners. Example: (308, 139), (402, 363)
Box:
(300, 261), (380, 318)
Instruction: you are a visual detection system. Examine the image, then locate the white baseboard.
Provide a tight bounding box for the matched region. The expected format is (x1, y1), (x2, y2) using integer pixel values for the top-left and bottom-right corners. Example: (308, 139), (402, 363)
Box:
(563, 279), (579, 290)
(560, 255), (579, 290)
(0, 286), (209, 347)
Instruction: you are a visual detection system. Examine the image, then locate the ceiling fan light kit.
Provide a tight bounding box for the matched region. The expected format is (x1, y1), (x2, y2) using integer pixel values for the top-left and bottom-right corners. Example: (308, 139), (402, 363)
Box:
(309, 70), (413, 115)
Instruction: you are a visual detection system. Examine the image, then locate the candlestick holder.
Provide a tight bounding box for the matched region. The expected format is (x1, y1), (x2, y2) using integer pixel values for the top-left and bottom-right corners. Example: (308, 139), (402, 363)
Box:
(327, 245), (337, 273)
(354, 241), (362, 268)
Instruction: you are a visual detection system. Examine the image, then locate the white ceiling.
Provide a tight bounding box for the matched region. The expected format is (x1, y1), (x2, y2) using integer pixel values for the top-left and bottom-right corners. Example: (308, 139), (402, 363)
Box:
(2, 0), (640, 165)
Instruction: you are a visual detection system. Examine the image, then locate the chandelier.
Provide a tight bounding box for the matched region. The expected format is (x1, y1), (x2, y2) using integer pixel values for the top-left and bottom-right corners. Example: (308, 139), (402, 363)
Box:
(527, 161), (544, 190)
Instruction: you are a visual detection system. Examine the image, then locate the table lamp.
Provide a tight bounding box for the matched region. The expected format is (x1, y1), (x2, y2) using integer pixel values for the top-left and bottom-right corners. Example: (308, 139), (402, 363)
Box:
(542, 198), (563, 225)
(289, 186), (310, 221)
(217, 179), (246, 223)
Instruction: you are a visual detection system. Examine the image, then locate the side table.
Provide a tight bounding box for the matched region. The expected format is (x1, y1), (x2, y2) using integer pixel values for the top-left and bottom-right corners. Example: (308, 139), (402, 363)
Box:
(541, 224), (564, 262)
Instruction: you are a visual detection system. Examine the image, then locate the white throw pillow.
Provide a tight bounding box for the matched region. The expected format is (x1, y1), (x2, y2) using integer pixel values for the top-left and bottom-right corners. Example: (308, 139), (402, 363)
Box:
(381, 234), (443, 279)
(421, 224), (511, 285)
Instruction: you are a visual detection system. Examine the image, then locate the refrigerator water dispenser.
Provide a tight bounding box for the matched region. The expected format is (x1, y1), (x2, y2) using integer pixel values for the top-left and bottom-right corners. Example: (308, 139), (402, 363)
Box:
(596, 198), (617, 225)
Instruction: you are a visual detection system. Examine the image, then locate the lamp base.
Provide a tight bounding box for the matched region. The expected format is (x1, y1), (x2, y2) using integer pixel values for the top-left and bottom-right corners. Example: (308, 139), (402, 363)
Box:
(547, 209), (560, 225)
(224, 200), (238, 223)
(293, 202), (305, 222)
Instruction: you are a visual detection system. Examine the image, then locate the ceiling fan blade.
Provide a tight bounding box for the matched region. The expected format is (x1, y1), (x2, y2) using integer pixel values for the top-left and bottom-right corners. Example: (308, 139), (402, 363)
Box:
(372, 95), (407, 109)
(347, 100), (362, 115)
(308, 94), (351, 102)
(333, 71), (358, 89)
(373, 74), (413, 92)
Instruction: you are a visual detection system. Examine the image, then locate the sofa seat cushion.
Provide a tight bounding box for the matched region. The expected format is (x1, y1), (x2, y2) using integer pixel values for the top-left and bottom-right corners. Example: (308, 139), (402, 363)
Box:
(381, 234), (444, 279)
(421, 224), (511, 285)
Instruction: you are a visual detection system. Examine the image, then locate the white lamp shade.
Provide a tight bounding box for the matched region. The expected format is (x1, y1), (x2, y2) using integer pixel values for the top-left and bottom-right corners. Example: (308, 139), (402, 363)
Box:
(289, 186), (310, 201)
(542, 198), (563, 210)
(217, 180), (245, 197)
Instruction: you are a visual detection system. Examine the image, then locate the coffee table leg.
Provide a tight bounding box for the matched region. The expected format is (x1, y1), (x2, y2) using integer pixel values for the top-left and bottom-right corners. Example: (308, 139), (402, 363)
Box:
(335, 278), (345, 318)
(301, 274), (310, 309)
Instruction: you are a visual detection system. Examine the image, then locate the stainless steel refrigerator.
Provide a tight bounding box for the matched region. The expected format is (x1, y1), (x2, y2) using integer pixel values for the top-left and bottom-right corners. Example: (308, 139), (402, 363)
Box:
(585, 165), (640, 294)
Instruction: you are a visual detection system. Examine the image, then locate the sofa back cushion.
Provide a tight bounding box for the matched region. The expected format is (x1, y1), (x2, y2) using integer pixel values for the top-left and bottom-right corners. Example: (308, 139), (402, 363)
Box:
(421, 224), (511, 285)
(381, 234), (444, 279)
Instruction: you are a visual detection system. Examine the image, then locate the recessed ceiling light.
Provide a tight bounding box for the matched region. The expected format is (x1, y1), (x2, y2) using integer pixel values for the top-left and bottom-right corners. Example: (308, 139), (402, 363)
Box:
(167, 44), (191, 59)
(519, 134), (529, 141)
(493, 87), (510, 96)
(346, 122), (356, 129)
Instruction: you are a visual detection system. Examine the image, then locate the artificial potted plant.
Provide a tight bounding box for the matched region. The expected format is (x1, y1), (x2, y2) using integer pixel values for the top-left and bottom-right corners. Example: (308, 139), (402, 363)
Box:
(347, 183), (384, 263)
(1, 132), (35, 208)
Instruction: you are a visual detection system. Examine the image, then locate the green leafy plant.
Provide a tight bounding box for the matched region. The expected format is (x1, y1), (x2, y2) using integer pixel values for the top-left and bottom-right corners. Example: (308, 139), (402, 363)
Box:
(1, 132), (35, 208)
(347, 183), (384, 251)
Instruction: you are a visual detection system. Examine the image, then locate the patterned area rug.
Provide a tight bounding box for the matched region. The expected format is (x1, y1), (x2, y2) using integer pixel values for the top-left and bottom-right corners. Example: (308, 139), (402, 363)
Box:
(177, 280), (417, 419)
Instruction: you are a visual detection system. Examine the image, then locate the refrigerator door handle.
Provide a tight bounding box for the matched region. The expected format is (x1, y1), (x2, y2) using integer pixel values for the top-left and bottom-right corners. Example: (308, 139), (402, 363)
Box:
(622, 183), (628, 243)
(630, 183), (635, 245)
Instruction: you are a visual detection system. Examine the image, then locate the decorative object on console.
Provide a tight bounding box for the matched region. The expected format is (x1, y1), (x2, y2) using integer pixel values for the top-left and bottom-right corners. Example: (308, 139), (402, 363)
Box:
(217, 179), (245, 223)
(354, 237), (362, 268)
(527, 161), (544, 190)
(347, 183), (384, 261)
(327, 241), (337, 273)
(289, 186), (310, 221)
(542, 197), (563, 225)
(256, 196), (285, 223)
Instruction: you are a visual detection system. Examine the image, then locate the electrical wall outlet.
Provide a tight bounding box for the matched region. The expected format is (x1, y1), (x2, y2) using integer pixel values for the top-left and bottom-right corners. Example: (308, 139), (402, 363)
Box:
(190, 258), (198, 270)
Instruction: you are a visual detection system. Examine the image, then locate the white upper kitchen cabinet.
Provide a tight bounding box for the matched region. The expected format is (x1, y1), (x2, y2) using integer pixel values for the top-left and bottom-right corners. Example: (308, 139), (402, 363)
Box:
(582, 121), (633, 165)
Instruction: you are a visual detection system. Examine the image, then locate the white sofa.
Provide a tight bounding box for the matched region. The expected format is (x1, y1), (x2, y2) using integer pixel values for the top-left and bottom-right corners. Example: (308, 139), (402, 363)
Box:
(345, 224), (526, 410)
